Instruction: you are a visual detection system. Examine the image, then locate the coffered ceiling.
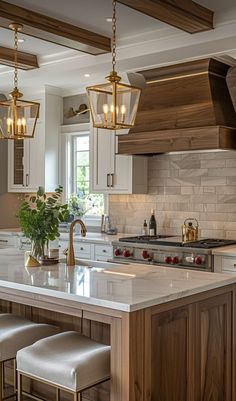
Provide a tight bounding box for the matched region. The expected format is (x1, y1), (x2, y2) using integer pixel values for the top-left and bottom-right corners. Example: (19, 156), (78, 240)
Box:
(0, 0), (236, 95)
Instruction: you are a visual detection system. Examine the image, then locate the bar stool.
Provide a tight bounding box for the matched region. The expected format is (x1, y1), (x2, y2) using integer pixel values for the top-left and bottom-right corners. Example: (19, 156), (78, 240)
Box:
(17, 331), (111, 401)
(0, 313), (59, 401)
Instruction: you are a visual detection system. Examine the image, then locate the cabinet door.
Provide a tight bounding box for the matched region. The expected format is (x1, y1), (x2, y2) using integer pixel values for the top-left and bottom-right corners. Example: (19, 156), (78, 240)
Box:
(110, 134), (131, 192)
(90, 127), (132, 193)
(8, 139), (27, 192)
(90, 127), (147, 194)
(8, 122), (44, 193)
(196, 293), (232, 401)
(147, 306), (193, 401)
(90, 127), (113, 192)
(94, 244), (113, 261)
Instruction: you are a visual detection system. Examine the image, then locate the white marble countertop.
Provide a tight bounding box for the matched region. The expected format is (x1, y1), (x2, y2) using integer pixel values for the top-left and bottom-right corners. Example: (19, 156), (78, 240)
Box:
(0, 229), (131, 245)
(212, 246), (236, 257)
(0, 249), (235, 312)
(58, 232), (132, 244)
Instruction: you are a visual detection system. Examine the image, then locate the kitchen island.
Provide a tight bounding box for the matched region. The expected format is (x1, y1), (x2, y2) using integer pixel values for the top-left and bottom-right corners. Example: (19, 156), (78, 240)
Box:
(0, 249), (235, 401)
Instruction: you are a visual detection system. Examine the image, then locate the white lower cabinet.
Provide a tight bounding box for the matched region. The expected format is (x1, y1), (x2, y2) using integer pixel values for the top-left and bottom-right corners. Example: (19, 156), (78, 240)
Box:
(214, 255), (236, 273)
(59, 239), (112, 261)
(59, 240), (92, 260)
(90, 127), (147, 194)
(94, 244), (113, 261)
(0, 233), (113, 262)
(74, 242), (92, 259)
(0, 234), (17, 249)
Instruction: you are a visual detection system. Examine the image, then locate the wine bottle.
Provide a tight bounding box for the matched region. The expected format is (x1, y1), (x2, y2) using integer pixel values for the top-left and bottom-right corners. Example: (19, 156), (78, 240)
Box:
(149, 210), (157, 236)
(142, 219), (148, 235)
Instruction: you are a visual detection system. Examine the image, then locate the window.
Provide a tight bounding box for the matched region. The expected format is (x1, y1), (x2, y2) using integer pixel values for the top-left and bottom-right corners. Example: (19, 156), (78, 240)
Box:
(72, 135), (89, 195)
(66, 131), (105, 219)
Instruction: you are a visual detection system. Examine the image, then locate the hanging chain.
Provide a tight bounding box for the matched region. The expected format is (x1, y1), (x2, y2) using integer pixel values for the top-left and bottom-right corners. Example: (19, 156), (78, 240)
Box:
(112, 0), (117, 73)
(13, 26), (18, 89)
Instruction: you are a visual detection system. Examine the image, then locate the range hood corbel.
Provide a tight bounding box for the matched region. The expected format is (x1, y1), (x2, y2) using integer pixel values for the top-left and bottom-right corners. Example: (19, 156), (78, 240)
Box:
(118, 58), (236, 155)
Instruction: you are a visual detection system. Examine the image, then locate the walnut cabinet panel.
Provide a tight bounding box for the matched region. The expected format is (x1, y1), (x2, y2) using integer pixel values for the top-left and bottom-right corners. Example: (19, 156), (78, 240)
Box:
(145, 291), (233, 401)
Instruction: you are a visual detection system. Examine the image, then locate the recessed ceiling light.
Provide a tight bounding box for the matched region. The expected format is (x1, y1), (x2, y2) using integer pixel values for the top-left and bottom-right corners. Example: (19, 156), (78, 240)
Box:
(84, 73), (90, 78)
(18, 38), (25, 43)
(106, 17), (112, 22)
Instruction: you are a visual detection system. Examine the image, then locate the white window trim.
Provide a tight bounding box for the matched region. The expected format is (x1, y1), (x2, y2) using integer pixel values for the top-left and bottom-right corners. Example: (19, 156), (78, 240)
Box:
(59, 123), (108, 227)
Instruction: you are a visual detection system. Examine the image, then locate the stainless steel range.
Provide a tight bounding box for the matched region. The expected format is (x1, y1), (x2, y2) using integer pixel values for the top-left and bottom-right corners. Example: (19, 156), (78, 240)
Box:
(112, 236), (236, 271)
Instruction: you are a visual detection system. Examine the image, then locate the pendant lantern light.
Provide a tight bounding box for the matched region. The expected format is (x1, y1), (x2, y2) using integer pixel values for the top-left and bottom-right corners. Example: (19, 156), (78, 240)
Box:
(0, 23), (40, 140)
(86, 0), (141, 130)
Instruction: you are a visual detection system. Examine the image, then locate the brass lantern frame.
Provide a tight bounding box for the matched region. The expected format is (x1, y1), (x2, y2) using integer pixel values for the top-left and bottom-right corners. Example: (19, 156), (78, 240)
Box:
(86, 0), (141, 131)
(0, 23), (40, 140)
(87, 71), (141, 130)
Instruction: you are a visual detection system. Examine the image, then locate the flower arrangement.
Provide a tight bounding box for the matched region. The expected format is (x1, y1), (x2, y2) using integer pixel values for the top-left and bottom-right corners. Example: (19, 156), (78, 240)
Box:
(67, 191), (95, 218)
(17, 186), (69, 260)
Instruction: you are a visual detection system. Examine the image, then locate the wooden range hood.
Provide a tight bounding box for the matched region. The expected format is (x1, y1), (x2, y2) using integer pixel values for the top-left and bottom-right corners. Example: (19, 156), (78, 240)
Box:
(118, 58), (236, 155)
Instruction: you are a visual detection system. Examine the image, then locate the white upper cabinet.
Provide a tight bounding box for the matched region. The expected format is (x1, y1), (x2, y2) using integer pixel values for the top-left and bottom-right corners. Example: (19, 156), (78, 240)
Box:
(90, 127), (147, 194)
(8, 121), (44, 192)
(8, 89), (62, 193)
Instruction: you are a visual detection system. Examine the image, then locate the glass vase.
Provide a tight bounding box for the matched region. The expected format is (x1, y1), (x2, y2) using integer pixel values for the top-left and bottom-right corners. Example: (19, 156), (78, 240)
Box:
(31, 239), (47, 261)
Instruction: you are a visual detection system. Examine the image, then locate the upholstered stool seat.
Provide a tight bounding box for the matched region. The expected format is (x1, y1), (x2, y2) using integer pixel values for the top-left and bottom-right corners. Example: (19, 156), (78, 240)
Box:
(0, 313), (58, 401)
(17, 331), (111, 400)
(0, 313), (59, 362)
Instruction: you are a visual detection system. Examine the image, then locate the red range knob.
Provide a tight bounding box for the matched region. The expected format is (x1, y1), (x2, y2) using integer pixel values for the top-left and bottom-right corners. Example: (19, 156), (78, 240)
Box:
(142, 250), (149, 259)
(123, 249), (130, 258)
(195, 256), (202, 265)
(114, 248), (120, 257)
(164, 256), (172, 264)
(172, 256), (179, 265)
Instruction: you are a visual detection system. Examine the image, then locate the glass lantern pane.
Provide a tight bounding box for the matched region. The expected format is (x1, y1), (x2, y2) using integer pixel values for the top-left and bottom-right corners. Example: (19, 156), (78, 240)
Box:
(116, 83), (141, 127)
(0, 103), (8, 139)
(87, 82), (115, 129)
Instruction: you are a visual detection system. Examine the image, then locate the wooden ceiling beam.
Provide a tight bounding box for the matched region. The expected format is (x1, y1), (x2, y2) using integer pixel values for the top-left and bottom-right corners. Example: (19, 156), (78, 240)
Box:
(0, 0), (111, 55)
(117, 0), (214, 33)
(0, 46), (38, 70)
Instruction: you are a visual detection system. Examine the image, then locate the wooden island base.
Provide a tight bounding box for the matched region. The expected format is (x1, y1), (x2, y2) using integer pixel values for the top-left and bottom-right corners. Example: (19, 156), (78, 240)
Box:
(0, 283), (235, 401)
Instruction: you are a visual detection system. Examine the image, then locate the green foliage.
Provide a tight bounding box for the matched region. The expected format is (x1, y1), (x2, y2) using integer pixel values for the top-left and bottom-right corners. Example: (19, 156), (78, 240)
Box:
(17, 186), (69, 243)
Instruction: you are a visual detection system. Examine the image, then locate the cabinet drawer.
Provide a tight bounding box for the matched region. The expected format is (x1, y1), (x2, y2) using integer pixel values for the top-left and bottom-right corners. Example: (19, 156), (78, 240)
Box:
(74, 242), (91, 259)
(0, 235), (16, 248)
(59, 241), (91, 260)
(95, 245), (112, 260)
(222, 256), (236, 272)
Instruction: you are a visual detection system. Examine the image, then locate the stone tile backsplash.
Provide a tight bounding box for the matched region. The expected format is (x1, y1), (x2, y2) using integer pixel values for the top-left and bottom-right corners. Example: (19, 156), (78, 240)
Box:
(109, 151), (236, 239)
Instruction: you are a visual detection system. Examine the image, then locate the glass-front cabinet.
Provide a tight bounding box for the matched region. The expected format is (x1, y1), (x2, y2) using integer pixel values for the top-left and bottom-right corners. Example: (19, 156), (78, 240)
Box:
(7, 90), (62, 193)
(13, 139), (24, 187)
(8, 122), (44, 192)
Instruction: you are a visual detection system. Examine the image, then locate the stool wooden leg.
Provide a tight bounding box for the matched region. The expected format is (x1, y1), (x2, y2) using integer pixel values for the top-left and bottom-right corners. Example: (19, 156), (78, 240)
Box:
(2, 362), (5, 390)
(56, 388), (60, 401)
(0, 361), (3, 401)
(13, 359), (17, 393)
(17, 372), (22, 401)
